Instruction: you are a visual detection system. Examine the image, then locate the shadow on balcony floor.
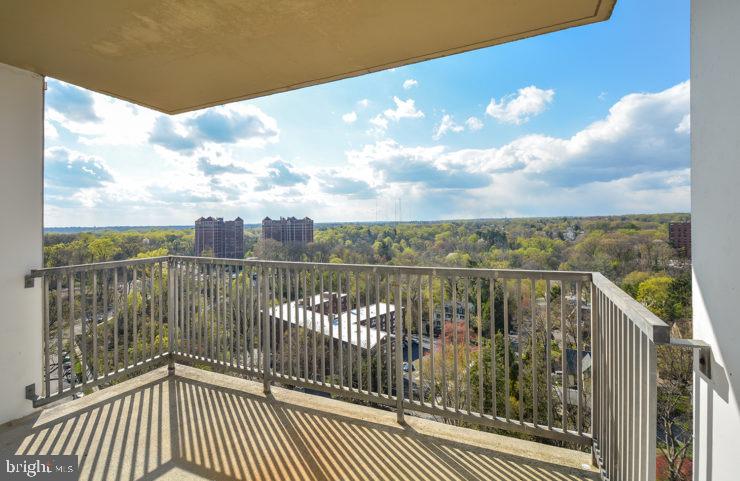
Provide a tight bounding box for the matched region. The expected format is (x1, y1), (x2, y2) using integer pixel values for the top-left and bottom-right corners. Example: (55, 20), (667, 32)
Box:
(0, 365), (597, 481)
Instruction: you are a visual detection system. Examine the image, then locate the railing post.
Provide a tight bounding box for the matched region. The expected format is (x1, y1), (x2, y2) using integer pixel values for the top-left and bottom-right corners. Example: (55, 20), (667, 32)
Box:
(590, 281), (599, 467)
(262, 266), (272, 395)
(167, 257), (175, 376)
(395, 271), (404, 424)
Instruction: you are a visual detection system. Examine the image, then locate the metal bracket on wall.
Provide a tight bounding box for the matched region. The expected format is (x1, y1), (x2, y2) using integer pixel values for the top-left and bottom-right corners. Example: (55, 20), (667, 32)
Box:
(670, 338), (712, 380)
(25, 383), (38, 403)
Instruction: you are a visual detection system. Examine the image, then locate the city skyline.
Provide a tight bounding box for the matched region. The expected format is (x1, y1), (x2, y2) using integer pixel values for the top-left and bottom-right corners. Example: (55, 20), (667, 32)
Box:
(43, 2), (689, 227)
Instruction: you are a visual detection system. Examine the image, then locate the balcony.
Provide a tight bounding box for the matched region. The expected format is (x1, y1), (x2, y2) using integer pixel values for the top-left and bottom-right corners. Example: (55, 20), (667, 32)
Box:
(5, 255), (700, 480)
(1, 364), (597, 480)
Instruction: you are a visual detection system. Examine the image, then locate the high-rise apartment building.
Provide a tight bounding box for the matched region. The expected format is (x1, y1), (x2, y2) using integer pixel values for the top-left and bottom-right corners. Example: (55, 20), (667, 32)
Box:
(668, 221), (691, 257)
(194, 216), (244, 258)
(262, 216), (314, 244)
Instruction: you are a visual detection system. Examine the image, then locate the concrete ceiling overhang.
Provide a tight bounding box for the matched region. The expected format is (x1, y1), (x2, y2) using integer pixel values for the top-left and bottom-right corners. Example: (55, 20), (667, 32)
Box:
(0, 0), (616, 114)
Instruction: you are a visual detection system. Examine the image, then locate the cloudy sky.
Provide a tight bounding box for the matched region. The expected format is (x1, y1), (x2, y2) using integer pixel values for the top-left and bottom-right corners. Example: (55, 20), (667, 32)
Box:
(44, 1), (689, 227)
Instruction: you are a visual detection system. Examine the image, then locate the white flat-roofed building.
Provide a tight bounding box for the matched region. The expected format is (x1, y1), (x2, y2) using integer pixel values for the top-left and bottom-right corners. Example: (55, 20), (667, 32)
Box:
(266, 299), (388, 351)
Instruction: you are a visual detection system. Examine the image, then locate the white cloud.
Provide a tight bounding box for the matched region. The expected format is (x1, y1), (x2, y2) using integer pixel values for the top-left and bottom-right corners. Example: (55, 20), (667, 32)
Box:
(357, 99), (370, 108)
(675, 113), (690, 134)
(44, 120), (59, 140)
(349, 81), (690, 218)
(46, 81), (159, 146)
(465, 117), (484, 131)
(383, 97), (425, 122)
(485, 85), (555, 125)
(403, 79), (418, 90)
(342, 111), (358, 124)
(148, 103), (279, 154)
(43, 79), (691, 225)
(433, 114), (465, 140)
(369, 114), (389, 132)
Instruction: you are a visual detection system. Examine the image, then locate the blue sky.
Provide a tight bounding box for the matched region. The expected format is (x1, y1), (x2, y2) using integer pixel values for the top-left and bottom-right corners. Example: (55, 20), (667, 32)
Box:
(43, 0), (690, 227)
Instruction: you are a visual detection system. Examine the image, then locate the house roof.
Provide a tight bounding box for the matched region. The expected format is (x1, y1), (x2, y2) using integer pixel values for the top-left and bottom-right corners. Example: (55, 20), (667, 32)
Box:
(0, 1), (616, 114)
(267, 300), (387, 350)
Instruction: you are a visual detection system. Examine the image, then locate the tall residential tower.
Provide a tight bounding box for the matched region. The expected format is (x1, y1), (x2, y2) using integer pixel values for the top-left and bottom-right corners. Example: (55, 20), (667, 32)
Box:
(194, 216), (244, 258)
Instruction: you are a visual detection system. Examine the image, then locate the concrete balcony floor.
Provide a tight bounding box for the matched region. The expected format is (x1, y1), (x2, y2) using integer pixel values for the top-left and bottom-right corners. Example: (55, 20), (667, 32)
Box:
(0, 365), (597, 481)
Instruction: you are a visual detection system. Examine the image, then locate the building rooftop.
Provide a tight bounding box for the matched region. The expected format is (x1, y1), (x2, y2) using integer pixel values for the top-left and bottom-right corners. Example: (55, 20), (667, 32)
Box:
(269, 300), (388, 350)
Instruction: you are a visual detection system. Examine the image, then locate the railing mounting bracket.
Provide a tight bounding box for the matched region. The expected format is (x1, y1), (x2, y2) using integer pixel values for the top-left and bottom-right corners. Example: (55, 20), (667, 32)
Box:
(25, 383), (38, 403)
(670, 338), (712, 380)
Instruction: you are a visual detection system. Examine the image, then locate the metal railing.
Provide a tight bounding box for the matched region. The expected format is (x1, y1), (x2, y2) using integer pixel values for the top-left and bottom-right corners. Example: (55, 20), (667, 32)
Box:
(25, 256), (680, 480)
(591, 273), (670, 481)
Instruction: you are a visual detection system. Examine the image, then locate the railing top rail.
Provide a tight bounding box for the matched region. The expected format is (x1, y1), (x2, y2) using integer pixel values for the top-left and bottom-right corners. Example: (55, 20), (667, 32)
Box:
(592, 272), (670, 343)
(170, 255), (593, 281)
(26, 255), (169, 278)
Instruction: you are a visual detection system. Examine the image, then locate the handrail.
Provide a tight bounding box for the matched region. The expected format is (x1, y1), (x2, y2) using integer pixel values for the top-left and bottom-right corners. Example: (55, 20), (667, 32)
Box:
(591, 272), (670, 343)
(30, 254), (593, 281)
(25, 256), (170, 286)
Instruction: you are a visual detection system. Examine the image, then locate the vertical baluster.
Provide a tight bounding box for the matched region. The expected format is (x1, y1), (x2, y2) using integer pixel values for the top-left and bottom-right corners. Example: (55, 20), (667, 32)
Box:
(158, 262), (164, 357)
(225, 264), (231, 364)
(262, 266), (271, 393)
(366, 272), (372, 394)
(328, 272), (334, 386)
(385, 272), (400, 399)
(320, 272), (326, 384)
(117, 269), (123, 370)
(346, 271), (352, 389)
(271, 267), (277, 374)
(247, 266), (254, 371)
(561, 280), (568, 431)
(55, 276), (63, 396)
(503, 278), (510, 421)
(338, 271), (344, 389)
(618, 310), (625, 478)
(356, 271), (362, 391)
(217, 263), (223, 362)
(429, 274), (435, 409)
(403, 274), (414, 403)
(235, 264), (242, 367)
(133, 267), (139, 365)
(242, 263), (248, 369)
(375, 272), (381, 397)
(546, 279), (552, 429)
(102, 270), (108, 379)
(441, 277), (447, 409)
(150, 265), (155, 360)
(287, 268), (293, 379)
(395, 271), (404, 423)
(92, 271), (97, 381)
(418, 274), (424, 406)
(198, 263), (204, 360)
(531, 278), (537, 426)
(43, 275), (50, 397)
(491, 277), (496, 419)
(68, 271), (76, 390)
(576, 280), (583, 435)
(517, 279), (524, 424)
(80, 271), (87, 384)
(256, 265), (261, 371)
(477, 278), (482, 416)
(302, 270), (309, 381)
(452, 275), (458, 411)
(312, 268), (318, 383)
(464, 277), (471, 414)
(234, 264), (239, 366)
(278, 268), (284, 377)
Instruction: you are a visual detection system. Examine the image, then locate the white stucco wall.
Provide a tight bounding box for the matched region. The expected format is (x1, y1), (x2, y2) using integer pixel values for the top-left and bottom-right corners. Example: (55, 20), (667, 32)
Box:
(691, 1), (740, 480)
(0, 62), (43, 424)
